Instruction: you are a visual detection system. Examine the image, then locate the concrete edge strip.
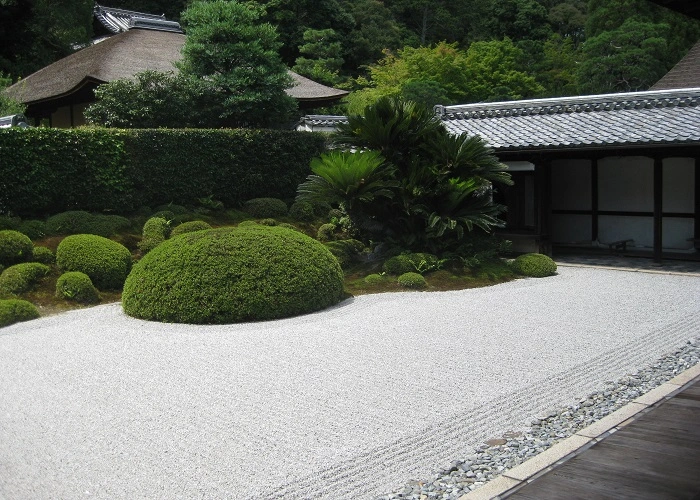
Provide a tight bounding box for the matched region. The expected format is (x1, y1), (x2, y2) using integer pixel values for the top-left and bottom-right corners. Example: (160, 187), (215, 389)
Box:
(457, 362), (700, 500)
(555, 262), (700, 277)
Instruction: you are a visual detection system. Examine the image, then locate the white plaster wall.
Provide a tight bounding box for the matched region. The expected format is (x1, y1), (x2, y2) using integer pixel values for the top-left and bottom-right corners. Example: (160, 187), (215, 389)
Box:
(551, 214), (592, 243)
(663, 158), (695, 213)
(598, 215), (653, 248)
(550, 159), (591, 210)
(598, 156), (653, 211)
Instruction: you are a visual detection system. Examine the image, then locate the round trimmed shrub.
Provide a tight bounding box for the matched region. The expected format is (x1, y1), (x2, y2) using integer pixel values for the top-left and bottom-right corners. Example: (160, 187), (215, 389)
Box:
(511, 253), (557, 278)
(138, 217), (169, 253)
(170, 220), (212, 238)
(0, 230), (34, 267)
(18, 220), (46, 240)
(259, 218), (278, 226)
(154, 203), (189, 215)
(46, 211), (130, 237)
(289, 201), (315, 222)
(56, 234), (132, 290)
(32, 246), (55, 265)
(364, 273), (385, 285)
(0, 299), (40, 327)
(0, 263), (50, 295)
(242, 198), (288, 218)
(122, 225), (345, 324)
(397, 272), (428, 289)
(56, 272), (100, 304)
(317, 223), (336, 242)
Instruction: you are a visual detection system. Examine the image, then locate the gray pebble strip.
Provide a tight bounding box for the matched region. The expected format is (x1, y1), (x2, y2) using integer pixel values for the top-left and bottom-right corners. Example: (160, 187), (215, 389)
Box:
(378, 337), (700, 500)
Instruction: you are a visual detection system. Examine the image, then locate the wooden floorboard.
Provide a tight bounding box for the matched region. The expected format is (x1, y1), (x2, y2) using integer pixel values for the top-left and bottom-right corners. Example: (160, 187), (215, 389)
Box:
(506, 379), (700, 500)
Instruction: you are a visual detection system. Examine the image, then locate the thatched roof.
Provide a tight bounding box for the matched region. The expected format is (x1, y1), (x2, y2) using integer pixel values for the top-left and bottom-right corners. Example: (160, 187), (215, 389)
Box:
(650, 40), (700, 90)
(5, 28), (348, 107)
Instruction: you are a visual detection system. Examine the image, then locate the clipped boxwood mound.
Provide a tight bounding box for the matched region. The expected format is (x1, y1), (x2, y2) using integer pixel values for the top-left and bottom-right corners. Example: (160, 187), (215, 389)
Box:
(242, 198), (288, 218)
(0, 230), (33, 267)
(122, 225), (345, 324)
(511, 253), (557, 278)
(32, 246), (55, 265)
(397, 272), (428, 289)
(56, 234), (132, 290)
(0, 299), (40, 327)
(170, 220), (212, 237)
(0, 263), (50, 295)
(56, 272), (100, 304)
(46, 211), (131, 237)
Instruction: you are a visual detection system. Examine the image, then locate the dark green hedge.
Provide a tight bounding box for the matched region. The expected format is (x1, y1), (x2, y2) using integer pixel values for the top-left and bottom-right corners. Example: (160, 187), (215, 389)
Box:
(0, 128), (327, 217)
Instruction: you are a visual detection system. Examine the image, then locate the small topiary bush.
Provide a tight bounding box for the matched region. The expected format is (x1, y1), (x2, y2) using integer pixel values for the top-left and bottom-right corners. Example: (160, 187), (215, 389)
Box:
(317, 223), (336, 242)
(46, 211), (130, 237)
(288, 201), (315, 222)
(0, 263), (50, 295)
(242, 197), (288, 218)
(397, 272), (428, 289)
(259, 218), (278, 226)
(169, 220), (212, 237)
(510, 253), (557, 278)
(0, 230), (34, 267)
(364, 273), (385, 285)
(32, 246), (55, 265)
(17, 220), (46, 240)
(0, 299), (40, 327)
(56, 234), (132, 290)
(122, 225), (345, 324)
(56, 272), (100, 304)
(383, 252), (441, 275)
(138, 217), (169, 253)
(154, 203), (189, 215)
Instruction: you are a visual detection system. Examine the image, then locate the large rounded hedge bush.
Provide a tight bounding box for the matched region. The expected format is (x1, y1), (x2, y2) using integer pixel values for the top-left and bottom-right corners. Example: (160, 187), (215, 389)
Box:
(0, 230), (33, 267)
(0, 299), (40, 327)
(0, 263), (50, 295)
(56, 234), (132, 290)
(511, 253), (557, 278)
(56, 272), (100, 304)
(122, 225), (345, 324)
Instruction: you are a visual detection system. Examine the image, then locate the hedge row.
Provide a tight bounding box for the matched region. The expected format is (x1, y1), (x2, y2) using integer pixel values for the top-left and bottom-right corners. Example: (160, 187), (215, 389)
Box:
(0, 128), (327, 217)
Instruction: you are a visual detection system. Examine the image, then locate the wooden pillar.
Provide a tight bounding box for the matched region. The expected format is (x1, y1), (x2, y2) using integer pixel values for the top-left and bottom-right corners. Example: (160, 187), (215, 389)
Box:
(653, 157), (663, 263)
(695, 157), (700, 243)
(591, 158), (599, 242)
(535, 159), (552, 255)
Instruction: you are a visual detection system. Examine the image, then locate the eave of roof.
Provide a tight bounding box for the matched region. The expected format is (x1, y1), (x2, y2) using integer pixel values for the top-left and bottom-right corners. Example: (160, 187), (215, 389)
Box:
(651, 40), (700, 90)
(437, 88), (700, 152)
(286, 73), (349, 101)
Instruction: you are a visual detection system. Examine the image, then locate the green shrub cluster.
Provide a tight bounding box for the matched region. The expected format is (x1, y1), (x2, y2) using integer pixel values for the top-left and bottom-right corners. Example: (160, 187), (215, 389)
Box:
(325, 239), (365, 269)
(46, 211), (131, 237)
(510, 253), (557, 278)
(0, 230), (33, 267)
(317, 223), (336, 242)
(364, 273), (385, 285)
(0, 128), (326, 217)
(0, 263), (50, 295)
(397, 272), (428, 289)
(56, 234), (132, 290)
(0, 299), (40, 327)
(32, 246), (55, 265)
(122, 225), (345, 324)
(288, 201), (315, 222)
(17, 220), (46, 240)
(243, 198), (288, 218)
(138, 217), (169, 253)
(56, 272), (100, 304)
(383, 252), (441, 275)
(169, 220), (212, 237)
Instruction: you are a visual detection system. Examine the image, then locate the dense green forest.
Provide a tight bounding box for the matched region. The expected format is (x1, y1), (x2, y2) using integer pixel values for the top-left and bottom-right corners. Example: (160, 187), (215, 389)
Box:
(1, 0), (699, 108)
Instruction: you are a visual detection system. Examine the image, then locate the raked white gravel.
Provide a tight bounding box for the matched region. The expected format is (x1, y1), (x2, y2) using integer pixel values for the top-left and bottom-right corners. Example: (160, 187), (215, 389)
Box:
(1, 266), (698, 499)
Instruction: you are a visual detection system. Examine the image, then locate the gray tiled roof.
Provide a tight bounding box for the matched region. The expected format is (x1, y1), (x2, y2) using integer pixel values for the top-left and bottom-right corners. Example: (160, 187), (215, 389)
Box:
(437, 88), (700, 152)
(298, 115), (348, 127)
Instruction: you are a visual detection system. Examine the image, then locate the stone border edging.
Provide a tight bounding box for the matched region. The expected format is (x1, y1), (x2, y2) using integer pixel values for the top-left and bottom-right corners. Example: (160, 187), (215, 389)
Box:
(457, 362), (700, 500)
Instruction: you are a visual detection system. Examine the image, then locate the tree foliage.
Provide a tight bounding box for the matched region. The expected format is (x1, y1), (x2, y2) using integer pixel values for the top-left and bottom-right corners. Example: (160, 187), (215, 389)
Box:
(178, 0), (297, 128)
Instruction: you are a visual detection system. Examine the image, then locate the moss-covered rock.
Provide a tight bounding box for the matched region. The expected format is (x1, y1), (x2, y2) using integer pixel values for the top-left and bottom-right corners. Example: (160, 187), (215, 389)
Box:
(242, 197), (288, 218)
(56, 234), (132, 290)
(122, 225), (345, 324)
(0, 230), (33, 267)
(397, 272), (428, 289)
(170, 220), (213, 237)
(0, 299), (40, 327)
(56, 272), (100, 304)
(0, 263), (50, 295)
(510, 253), (557, 278)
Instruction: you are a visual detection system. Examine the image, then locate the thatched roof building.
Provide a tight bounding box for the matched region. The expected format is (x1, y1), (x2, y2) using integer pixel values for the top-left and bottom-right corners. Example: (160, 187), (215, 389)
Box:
(4, 4), (348, 127)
